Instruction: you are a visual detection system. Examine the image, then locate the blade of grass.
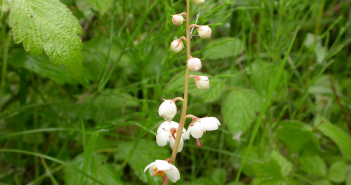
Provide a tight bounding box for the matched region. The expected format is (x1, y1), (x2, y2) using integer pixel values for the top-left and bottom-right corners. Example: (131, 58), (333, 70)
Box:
(234, 27), (299, 184)
(0, 149), (105, 185)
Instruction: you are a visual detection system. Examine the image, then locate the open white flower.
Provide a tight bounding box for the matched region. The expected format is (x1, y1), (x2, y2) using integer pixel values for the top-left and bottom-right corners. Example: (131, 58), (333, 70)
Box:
(144, 160), (180, 183)
(183, 116), (221, 147)
(157, 121), (186, 153)
(158, 97), (183, 122)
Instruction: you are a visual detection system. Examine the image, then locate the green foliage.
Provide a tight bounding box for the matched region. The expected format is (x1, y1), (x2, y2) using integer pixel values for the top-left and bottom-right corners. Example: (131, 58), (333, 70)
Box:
(9, 0), (83, 76)
(2, 0), (351, 184)
(222, 88), (263, 134)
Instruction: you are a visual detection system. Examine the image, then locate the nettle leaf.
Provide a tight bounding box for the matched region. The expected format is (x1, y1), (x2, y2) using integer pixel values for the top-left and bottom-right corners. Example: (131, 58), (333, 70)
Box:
(299, 155), (327, 177)
(315, 115), (351, 160)
(270, 150), (292, 177)
(277, 120), (315, 153)
(328, 161), (346, 183)
(9, 0), (83, 77)
(64, 153), (122, 185)
(222, 88), (263, 134)
(86, 0), (113, 14)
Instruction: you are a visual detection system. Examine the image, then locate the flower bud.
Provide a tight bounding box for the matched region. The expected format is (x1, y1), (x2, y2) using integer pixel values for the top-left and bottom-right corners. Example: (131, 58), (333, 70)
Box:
(158, 100), (177, 121)
(187, 57), (202, 71)
(193, 0), (205, 6)
(170, 39), (184, 53)
(172, 14), (184, 26)
(193, 76), (209, 90)
(197, 25), (212, 39)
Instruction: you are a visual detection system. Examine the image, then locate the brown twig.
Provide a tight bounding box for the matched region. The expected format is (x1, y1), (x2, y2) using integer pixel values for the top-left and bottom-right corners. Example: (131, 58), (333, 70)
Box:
(328, 73), (351, 134)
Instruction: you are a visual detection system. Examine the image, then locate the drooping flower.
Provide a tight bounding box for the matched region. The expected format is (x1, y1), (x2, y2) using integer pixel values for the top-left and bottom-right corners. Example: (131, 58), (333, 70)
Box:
(193, 0), (205, 6)
(158, 97), (183, 122)
(170, 37), (186, 53)
(172, 14), (185, 26)
(197, 25), (212, 39)
(187, 56), (202, 71)
(144, 160), (180, 184)
(156, 121), (186, 152)
(183, 115), (221, 147)
(189, 75), (210, 90)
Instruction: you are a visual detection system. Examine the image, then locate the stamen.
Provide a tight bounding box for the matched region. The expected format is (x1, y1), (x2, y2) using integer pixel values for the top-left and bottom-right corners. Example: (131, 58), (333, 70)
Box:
(197, 138), (201, 147)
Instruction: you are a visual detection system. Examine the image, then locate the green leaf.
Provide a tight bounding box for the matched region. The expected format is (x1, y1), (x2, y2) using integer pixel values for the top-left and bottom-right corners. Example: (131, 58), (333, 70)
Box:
(83, 89), (140, 109)
(222, 88), (263, 134)
(252, 160), (283, 185)
(313, 180), (331, 185)
(179, 169), (227, 185)
(270, 150), (292, 177)
(300, 155), (327, 177)
(86, 0), (113, 14)
(64, 153), (122, 185)
(347, 165), (351, 185)
(204, 37), (244, 60)
(246, 61), (287, 99)
(118, 140), (169, 184)
(315, 116), (351, 160)
(277, 120), (314, 153)
(9, 0), (83, 77)
(328, 161), (346, 183)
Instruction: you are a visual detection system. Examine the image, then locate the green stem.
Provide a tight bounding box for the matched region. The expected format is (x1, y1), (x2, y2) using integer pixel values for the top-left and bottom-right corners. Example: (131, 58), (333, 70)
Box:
(169, 0), (191, 165)
(1, 34), (9, 89)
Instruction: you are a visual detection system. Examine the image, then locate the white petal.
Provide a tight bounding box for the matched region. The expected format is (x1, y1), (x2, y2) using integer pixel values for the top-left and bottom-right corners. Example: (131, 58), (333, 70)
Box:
(144, 162), (155, 176)
(169, 137), (184, 153)
(166, 165), (180, 183)
(201, 117), (220, 131)
(191, 122), (205, 138)
(156, 129), (170, 147)
(182, 126), (192, 140)
(154, 160), (172, 171)
(157, 121), (175, 133)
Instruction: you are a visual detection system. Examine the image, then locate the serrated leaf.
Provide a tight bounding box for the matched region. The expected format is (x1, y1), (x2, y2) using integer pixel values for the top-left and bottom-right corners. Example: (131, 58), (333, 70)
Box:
(9, 0), (83, 77)
(271, 150), (292, 177)
(204, 37), (244, 60)
(64, 153), (122, 185)
(300, 155), (327, 177)
(222, 88), (263, 134)
(277, 120), (314, 153)
(118, 140), (169, 184)
(328, 161), (346, 183)
(314, 116), (351, 160)
(86, 0), (113, 14)
(253, 160), (282, 185)
(246, 61), (287, 98)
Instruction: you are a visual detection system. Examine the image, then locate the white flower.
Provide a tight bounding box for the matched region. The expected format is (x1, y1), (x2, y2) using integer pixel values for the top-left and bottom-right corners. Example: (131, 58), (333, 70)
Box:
(190, 75), (210, 90)
(170, 38), (185, 53)
(144, 160), (180, 183)
(183, 117), (221, 147)
(187, 57), (202, 71)
(158, 97), (183, 122)
(197, 25), (212, 39)
(172, 14), (184, 26)
(193, 0), (205, 6)
(157, 121), (186, 153)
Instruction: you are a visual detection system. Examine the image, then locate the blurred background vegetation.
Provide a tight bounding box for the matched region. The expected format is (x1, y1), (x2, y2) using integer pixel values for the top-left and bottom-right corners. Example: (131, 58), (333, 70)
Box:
(1, 0), (351, 184)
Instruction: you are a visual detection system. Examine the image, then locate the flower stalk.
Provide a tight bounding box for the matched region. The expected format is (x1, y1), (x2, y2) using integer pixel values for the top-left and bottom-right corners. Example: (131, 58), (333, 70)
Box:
(169, 0), (191, 165)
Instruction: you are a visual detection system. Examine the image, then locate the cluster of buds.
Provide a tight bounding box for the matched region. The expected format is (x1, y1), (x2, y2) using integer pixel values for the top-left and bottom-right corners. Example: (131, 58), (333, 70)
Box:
(144, 0), (221, 184)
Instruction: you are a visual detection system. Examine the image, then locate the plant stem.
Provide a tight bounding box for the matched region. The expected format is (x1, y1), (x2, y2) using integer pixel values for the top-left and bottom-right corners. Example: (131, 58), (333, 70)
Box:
(169, 0), (190, 164)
